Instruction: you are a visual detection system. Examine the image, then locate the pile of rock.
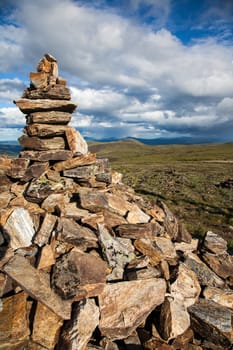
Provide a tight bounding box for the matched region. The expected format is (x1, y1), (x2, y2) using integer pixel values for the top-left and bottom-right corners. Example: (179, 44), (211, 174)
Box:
(0, 54), (233, 350)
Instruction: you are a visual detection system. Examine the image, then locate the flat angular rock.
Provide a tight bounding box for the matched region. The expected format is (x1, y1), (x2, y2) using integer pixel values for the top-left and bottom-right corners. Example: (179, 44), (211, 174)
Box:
(188, 299), (233, 349)
(143, 338), (174, 350)
(146, 203), (164, 222)
(41, 193), (70, 212)
(160, 296), (190, 340)
(25, 123), (69, 137)
(63, 159), (108, 179)
(153, 237), (178, 265)
(184, 252), (224, 287)
(27, 110), (72, 124)
(203, 287), (233, 310)
(20, 149), (73, 161)
(176, 223), (192, 243)
(51, 250), (107, 300)
(6, 158), (30, 179)
(3, 255), (71, 319)
(3, 208), (35, 250)
(102, 209), (127, 229)
(115, 222), (164, 240)
(134, 239), (162, 266)
(127, 265), (161, 281)
(161, 202), (179, 240)
(81, 213), (105, 230)
(202, 231), (228, 254)
(60, 202), (90, 219)
(0, 157), (12, 175)
(171, 328), (194, 349)
(29, 71), (48, 89)
(33, 212), (57, 247)
(98, 278), (166, 339)
(78, 189), (109, 212)
(66, 128), (88, 155)
(170, 263), (201, 308)
(105, 193), (132, 216)
(57, 217), (98, 249)
(0, 191), (13, 209)
(126, 204), (151, 224)
(32, 302), (63, 349)
(0, 174), (12, 192)
(111, 171), (123, 184)
(21, 161), (49, 182)
(98, 224), (135, 279)
(174, 239), (198, 254)
(14, 98), (77, 113)
(0, 292), (29, 346)
(25, 175), (73, 202)
(59, 299), (99, 350)
(37, 244), (56, 270)
(202, 251), (233, 279)
(53, 152), (97, 172)
(19, 134), (65, 151)
(23, 84), (71, 100)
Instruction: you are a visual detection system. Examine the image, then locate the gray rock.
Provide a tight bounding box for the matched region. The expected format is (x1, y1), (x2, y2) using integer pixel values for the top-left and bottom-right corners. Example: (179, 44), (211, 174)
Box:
(188, 299), (233, 349)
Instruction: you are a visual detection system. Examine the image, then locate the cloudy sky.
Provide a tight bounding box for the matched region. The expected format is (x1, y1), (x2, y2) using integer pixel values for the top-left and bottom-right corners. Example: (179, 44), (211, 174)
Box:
(0, 0), (233, 142)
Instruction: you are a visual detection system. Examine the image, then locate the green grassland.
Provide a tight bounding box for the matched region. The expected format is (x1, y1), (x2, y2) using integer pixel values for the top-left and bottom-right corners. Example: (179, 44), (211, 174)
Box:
(89, 140), (233, 243)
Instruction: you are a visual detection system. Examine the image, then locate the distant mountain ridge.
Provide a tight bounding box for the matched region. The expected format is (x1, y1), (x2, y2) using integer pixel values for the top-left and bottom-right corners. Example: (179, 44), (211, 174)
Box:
(0, 142), (21, 156)
(86, 136), (222, 145)
(1, 137), (232, 157)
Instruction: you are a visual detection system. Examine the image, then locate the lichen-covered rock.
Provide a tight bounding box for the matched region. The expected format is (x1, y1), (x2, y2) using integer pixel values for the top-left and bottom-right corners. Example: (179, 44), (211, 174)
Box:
(51, 250), (107, 300)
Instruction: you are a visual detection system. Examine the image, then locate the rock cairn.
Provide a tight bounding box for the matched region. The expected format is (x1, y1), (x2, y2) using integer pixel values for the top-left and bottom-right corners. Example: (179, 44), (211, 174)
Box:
(0, 54), (233, 350)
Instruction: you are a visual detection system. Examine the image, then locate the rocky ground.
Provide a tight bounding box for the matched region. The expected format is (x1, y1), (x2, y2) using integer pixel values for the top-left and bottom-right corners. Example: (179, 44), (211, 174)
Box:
(0, 54), (233, 350)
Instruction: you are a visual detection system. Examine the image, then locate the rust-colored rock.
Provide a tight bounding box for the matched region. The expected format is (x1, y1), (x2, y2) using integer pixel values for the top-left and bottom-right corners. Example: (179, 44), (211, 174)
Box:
(29, 71), (48, 89)
(203, 286), (233, 310)
(65, 127), (88, 155)
(202, 231), (228, 254)
(26, 123), (69, 137)
(21, 161), (49, 182)
(202, 251), (233, 279)
(19, 134), (66, 151)
(53, 152), (97, 172)
(20, 149), (73, 162)
(14, 98), (77, 114)
(6, 158), (30, 179)
(98, 278), (166, 339)
(3, 255), (72, 319)
(24, 84), (71, 100)
(134, 238), (162, 266)
(27, 110), (72, 124)
(115, 222), (164, 240)
(51, 250), (107, 300)
(0, 292), (30, 347)
(59, 299), (99, 350)
(32, 302), (63, 349)
(160, 296), (190, 340)
(57, 217), (98, 249)
(33, 212), (57, 247)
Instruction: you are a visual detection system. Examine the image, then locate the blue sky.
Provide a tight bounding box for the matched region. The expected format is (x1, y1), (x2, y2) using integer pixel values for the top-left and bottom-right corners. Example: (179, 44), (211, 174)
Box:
(0, 0), (233, 142)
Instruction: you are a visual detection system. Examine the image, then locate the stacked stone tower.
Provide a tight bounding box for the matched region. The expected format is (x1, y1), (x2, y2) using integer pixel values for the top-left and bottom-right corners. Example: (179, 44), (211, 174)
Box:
(13, 53), (111, 187)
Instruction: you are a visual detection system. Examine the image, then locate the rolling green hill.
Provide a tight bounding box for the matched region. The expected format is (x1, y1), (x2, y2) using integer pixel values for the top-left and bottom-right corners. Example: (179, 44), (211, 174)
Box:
(89, 141), (233, 244)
